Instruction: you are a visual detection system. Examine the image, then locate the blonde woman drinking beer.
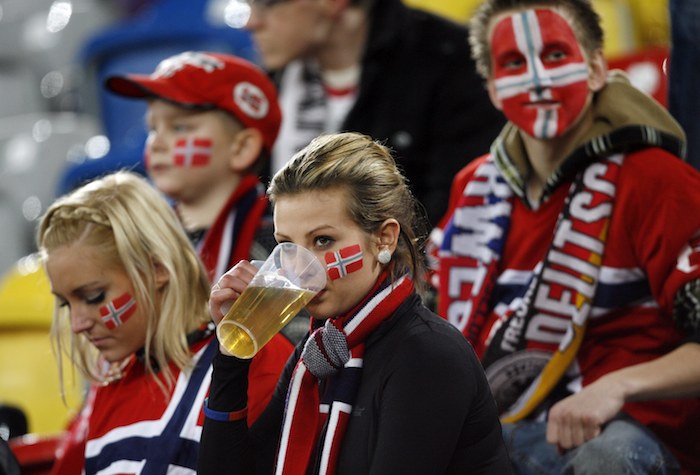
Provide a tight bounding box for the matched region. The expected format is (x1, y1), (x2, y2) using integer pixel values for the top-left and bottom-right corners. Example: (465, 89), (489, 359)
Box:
(198, 132), (511, 474)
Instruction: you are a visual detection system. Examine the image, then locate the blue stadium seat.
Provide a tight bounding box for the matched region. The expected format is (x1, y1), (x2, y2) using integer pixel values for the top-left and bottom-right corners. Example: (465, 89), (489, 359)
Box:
(58, 0), (257, 194)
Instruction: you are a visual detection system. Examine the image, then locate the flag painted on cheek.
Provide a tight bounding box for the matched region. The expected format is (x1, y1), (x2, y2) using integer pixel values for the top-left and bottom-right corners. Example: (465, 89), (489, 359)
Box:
(99, 292), (137, 330)
(491, 9), (589, 139)
(324, 244), (363, 281)
(173, 137), (212, 166)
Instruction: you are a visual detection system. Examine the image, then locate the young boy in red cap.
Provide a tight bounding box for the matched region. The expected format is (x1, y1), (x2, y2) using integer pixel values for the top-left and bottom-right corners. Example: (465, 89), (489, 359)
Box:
(106, 51), (281, 285)
(103, 50), (294, 416)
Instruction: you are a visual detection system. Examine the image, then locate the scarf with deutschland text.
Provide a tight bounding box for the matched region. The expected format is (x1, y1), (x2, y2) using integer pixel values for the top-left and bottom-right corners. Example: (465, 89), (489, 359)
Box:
(438, 123), (683, 421)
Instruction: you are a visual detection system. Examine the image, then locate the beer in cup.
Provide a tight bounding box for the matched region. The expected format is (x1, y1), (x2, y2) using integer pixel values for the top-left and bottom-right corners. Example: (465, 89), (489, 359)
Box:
(217, 243), (326, 358)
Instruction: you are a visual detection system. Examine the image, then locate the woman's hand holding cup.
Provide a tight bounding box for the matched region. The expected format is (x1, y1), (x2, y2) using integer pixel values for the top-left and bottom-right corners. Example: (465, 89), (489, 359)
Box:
(215, 243), (326, 359)
(210, 260), (261, 324)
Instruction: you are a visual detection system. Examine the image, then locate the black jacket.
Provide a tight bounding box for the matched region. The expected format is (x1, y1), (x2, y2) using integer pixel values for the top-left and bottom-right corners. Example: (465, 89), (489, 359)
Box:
(265, 0), (504, 226)
(349, 0), (504, 225)
(198, 294), (511, 474)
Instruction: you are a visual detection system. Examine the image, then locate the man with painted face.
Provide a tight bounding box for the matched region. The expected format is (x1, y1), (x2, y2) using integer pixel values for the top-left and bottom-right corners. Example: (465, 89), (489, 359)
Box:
(431, 0), (700, 473)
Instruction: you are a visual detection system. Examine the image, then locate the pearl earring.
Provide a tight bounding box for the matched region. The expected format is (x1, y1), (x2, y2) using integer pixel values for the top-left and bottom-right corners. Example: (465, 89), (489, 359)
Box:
(378, 248), (392, 265)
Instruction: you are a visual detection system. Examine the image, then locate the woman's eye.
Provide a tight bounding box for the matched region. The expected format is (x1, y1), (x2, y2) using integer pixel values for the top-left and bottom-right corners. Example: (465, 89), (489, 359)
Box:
(85, 291), (106, 306)
(57, 298), (69, 309)
(314, 236), (334, 248)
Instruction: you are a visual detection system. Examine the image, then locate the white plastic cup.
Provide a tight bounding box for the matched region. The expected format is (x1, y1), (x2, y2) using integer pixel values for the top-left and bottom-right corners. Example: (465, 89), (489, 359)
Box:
(216, 243), (326, 358)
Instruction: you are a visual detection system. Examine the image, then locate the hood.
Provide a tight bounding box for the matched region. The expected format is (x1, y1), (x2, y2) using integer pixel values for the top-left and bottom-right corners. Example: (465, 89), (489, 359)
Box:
(584, 69), (685, 144)
(491, 70), (687, 204)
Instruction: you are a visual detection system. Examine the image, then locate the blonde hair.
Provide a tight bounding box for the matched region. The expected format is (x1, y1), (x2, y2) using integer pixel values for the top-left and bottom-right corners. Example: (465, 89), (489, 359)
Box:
(37, 171), (211, 391)
(268, 132), (429, 293)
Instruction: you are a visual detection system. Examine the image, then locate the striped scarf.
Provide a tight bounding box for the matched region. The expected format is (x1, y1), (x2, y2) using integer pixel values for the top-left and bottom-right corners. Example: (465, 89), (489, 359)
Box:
(275, 274), (414, 475)
(438, 124), (683, 421)
(272, 61), (327, 175)
(196, 175), (269, 283)
(439, 153), (621, 422)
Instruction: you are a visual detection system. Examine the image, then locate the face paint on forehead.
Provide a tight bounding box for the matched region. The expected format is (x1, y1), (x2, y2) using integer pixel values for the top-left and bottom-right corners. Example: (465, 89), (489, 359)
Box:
(491, 9), (588, 92)
(100, 292), (137, 331)
(173, 137), (213, 167)
(490, 9), (591, 139)
(324, 244), (364, 281)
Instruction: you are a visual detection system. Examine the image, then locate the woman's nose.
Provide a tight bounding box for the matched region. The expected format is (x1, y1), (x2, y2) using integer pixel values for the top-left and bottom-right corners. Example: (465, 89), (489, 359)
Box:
(70, 307), (95, 334)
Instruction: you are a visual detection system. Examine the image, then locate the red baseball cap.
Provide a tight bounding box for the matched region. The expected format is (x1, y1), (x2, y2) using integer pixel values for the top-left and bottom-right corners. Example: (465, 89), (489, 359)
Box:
(105, 51), (282, 153)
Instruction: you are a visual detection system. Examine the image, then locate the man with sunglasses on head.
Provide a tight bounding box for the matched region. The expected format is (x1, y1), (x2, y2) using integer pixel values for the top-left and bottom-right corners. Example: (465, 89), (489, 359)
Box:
(242, 0), (504, 227)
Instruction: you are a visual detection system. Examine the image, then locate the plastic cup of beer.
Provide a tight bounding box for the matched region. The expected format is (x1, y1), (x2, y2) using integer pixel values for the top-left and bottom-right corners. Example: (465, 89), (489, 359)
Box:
(216, 243), (327, 359)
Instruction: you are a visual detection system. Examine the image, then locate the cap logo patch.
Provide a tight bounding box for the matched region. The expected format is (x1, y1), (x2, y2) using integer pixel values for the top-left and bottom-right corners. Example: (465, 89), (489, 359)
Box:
(233, 82), (269, 119)
(152, 51), (224, 79)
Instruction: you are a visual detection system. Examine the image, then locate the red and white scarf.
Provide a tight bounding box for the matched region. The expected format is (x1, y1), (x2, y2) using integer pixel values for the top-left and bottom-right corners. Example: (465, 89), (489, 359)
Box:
(196, 175), (268, 283)
(275, 274), (414, 475)
(439, 153), (623, 421)
(272, 61), (359, 175)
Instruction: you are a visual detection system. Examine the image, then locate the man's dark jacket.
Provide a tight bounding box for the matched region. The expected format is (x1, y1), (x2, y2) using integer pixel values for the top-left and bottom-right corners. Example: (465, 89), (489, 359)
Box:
(267, 0), (505, 226)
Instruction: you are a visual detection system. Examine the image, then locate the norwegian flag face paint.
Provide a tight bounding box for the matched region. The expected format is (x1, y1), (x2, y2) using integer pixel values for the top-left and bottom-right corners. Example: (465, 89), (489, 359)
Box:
(324, 244), (364, 281)
(99, 292), (137, 330)
(173, 137), (213, 166)
(490, 9), (590, 139)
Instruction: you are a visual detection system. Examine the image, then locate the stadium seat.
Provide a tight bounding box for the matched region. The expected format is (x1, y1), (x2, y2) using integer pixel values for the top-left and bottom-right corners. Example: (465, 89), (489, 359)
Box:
(0, 255), (84, 436)
(58, 0), (257, 193)
(0, 112), (102, 273)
